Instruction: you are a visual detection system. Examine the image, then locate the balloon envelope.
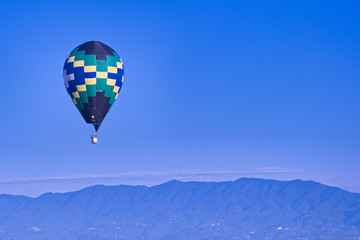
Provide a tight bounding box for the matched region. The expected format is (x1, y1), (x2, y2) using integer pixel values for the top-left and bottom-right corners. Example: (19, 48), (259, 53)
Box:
(63, 41), (124, 131)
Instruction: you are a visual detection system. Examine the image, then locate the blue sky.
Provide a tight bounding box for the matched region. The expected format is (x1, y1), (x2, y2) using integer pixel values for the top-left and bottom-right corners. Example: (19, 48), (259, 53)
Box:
(0, 0), (359, 196)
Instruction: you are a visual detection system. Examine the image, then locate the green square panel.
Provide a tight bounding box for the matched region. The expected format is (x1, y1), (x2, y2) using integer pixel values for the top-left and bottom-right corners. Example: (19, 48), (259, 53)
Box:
(75, 50), (86, 61)
(112, 52), (121, 62)
(96, 78), (106, 91)
(84, 55), (96, 66)
(96, 60), (107, 66)
(79, 91), (89, 103)
(96, 64), (108, 72)
(104, 85), (115, 98)
(111, 91), (117, 100)
(109, 92), (117, 104)
(86, 85), (96, 97)
(106, 55), (117, 67)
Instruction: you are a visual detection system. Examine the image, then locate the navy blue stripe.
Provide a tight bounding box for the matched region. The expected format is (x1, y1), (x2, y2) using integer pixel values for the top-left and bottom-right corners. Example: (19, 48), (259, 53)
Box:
(74, 67), (85, 85)
(85, 72), (96, 78)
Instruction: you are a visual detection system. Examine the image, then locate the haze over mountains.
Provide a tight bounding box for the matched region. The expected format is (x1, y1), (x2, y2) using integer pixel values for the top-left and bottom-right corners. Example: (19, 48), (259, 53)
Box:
(0, 178), (359, 240)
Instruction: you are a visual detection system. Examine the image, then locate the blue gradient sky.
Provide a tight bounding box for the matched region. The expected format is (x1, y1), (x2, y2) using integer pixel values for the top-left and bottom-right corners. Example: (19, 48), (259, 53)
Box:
(0, 0), (359, 196)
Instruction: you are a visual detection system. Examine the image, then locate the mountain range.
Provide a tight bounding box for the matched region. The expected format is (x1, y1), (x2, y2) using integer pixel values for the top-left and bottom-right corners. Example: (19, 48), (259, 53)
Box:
(0, 178), (359, 240)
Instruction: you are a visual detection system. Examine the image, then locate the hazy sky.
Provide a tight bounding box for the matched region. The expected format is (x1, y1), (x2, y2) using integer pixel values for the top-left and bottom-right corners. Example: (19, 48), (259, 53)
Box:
(0, 0), (359, 196)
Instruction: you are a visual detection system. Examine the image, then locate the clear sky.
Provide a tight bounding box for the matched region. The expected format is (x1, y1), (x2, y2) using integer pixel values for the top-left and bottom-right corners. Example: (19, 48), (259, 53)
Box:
(0, 0), (359, 196)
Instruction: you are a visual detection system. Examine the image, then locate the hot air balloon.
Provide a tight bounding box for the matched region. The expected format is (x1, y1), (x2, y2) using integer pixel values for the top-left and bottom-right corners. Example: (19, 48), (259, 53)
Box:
(63, 41), (124, 143)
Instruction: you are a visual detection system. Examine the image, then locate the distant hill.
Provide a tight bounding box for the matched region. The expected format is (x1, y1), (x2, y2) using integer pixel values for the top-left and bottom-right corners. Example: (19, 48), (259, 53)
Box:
(0, 178), (359, 240)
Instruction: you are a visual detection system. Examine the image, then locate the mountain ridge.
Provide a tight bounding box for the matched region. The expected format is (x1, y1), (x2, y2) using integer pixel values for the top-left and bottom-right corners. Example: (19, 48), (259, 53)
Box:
(0, 177), (359, 240)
